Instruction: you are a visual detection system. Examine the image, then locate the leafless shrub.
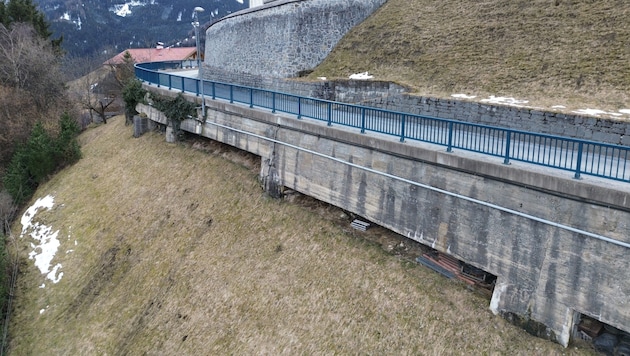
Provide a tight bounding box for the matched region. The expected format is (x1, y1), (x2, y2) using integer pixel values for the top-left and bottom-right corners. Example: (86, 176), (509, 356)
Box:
(0, 190), (15, 235)
(0, 23), (66, 111)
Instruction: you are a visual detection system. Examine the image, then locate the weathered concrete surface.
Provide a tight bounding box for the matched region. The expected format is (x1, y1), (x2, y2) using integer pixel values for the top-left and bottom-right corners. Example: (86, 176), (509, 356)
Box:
(137, 87), (630, 347)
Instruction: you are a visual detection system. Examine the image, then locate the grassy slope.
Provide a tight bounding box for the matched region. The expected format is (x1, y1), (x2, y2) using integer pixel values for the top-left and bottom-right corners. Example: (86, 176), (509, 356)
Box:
(7, 117), (595, 354)
(311, 0), (630, 112)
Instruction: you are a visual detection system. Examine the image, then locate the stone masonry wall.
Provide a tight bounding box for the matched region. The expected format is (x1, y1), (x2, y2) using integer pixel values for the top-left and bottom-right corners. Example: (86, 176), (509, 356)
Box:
(202, 0), (387, 80)
(362, 93), (630, 147)
(200, 0), (630, 146)
(206, 74), (630, 146)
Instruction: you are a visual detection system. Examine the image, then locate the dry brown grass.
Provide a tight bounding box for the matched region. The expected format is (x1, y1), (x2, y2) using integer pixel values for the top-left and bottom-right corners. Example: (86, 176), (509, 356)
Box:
(7, 117), (596, 354)
(311, 0), (630, 114)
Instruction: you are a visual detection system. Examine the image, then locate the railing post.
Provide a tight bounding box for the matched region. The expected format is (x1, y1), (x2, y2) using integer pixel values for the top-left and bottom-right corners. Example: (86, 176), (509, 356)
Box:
(503, 130), (512, 164)
(230, 86), (233, 103)
(196, 79), (199, 97)
(272, 92), (276, 113)
(249, 88), (253, 108)
(574, 142), (584, 179)
(181, 77), (185, 93)
(327, 102), (332, 126)
(297, 97), (302, 119)
(212, 82), (216, 100)
(447, 121), (454, 152)
(400, 114), (406, 142)
(168, 75), (172, 90)
(361, 107), (366, 133)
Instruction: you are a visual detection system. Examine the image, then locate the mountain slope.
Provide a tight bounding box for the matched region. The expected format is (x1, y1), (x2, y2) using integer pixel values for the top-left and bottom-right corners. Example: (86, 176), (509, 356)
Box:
(312, 0), (630, 113)
(34, 0), (247, 57)
(7, 116), (591, 354)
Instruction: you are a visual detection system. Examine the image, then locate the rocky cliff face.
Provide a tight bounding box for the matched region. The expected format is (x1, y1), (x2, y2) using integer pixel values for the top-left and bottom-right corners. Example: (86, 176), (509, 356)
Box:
(34, 0), (248, 57)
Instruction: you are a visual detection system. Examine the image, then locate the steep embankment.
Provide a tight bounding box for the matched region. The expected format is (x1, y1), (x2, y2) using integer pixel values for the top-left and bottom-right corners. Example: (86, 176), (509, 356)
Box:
(8, 117), (593, 354)
(312, 0), (630, 113)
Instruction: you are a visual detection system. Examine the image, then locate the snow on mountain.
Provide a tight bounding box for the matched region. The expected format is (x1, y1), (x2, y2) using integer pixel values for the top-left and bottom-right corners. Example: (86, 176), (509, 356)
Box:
(34, 0), (248, 57)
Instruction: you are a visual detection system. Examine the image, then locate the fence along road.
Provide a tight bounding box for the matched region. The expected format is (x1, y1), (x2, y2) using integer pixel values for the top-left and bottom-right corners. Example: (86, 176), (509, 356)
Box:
(135, 61), (630, 183)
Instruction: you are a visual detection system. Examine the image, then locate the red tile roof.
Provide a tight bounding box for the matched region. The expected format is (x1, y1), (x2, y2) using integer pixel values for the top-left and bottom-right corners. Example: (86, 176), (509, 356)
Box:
(104, 47), (198, 65)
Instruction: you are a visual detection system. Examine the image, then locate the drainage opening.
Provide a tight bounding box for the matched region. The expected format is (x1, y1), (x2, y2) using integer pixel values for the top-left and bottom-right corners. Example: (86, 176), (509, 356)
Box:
(574, 314), (630, 355)
(415, 248), (497, 298)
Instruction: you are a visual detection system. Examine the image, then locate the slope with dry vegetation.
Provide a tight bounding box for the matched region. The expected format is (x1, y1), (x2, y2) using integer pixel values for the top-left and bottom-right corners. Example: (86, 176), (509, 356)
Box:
(7, 117), (597, 354)
(311, 0), (630, 113)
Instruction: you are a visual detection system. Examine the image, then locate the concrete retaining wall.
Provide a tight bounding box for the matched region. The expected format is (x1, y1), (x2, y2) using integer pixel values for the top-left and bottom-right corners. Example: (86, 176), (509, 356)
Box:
(137, 86), (630, 347)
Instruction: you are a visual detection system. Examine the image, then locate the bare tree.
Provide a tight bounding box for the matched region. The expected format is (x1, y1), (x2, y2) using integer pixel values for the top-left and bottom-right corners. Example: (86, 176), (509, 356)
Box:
(69, 62), (125, 124)
(0, 23), (66, 110)
(0, 23), (71, 175)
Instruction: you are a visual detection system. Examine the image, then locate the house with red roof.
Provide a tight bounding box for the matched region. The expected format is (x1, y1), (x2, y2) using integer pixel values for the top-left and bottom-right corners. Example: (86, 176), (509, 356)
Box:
(104, 46), (198, 65)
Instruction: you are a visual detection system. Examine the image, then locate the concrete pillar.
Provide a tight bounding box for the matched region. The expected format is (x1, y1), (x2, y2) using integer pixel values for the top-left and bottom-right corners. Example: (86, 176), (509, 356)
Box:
(165, 121), (176, 143)
(133, 115), (148, 138)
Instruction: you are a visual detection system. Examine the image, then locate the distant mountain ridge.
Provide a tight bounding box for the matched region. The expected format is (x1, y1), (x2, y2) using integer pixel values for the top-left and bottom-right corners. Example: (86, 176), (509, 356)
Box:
(33, 0), (248, 57)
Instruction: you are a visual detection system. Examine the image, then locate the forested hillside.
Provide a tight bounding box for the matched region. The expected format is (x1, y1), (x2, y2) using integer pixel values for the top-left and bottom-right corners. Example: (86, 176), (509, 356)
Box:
(34, 0), (248, 57)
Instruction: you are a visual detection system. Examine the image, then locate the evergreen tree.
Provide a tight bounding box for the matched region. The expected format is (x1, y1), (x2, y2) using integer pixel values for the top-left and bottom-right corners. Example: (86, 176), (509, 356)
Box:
(23, 122), (56, 184)
(2, 144), (34, 205)
(54, 113), (82, 166)
(3, 115), (82, 205)
(0, 0), (62, 48)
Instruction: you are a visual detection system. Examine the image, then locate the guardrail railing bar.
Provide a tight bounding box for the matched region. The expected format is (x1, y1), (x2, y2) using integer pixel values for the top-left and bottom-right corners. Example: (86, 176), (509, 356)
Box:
(134, 61), (630, 183)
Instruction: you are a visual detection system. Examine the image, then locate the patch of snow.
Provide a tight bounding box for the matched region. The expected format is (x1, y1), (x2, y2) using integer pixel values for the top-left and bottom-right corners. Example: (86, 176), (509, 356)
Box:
(317, 77), (327, 81)
(47, 265), (63, 283)
(619, 109), (630, 115)
(20, 196), (64, 284)
(110, 1), (147, 17)
(61, 12), (70, 21)
(572, 109), (609, 116)
(177, 11), (182, 21)
(452, 94), (476, 99)
(552, 105), (566, 109)
(39, 284), (45, 289)
(349, 72), (373, 80)
(39, 309), (45, 314)
(480, 96), (528, 106)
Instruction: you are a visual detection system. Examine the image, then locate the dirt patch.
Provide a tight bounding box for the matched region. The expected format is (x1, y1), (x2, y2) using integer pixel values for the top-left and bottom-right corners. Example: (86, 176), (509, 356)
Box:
(65, 241), (132, 319)
(184, 133), (260, 173)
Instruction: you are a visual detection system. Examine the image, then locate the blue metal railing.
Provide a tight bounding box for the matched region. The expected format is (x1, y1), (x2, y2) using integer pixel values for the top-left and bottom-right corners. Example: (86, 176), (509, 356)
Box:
(135, 61), (630, 183)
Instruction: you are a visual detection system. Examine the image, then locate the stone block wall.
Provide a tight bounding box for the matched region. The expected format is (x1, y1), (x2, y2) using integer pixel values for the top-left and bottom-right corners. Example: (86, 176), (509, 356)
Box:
(362, 94), (630, 146)
(205, 74), (630, 146)
(202, 0), (387, 79)
(199, 0), (630, 146)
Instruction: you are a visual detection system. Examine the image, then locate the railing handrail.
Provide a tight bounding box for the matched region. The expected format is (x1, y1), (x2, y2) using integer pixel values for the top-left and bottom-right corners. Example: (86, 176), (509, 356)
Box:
(134, 61), (630, 183)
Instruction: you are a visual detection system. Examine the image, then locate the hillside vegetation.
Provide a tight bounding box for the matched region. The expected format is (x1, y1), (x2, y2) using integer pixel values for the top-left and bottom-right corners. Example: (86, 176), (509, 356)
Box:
(7, 117), (595, 354)
(312, 0), (630, 113)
